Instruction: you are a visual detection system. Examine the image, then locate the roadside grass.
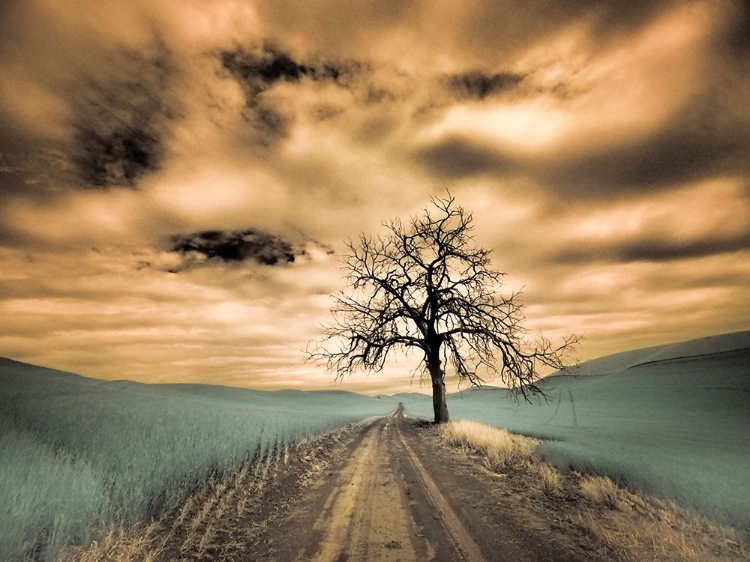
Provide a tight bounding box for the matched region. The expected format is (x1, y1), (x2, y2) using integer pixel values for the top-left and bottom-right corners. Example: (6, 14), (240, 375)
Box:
(573, 472), (748, 562)
(440, 419), (537, 471)
(580, 475), (621, 509)
(535, 463), (563, 497)
(59, 422), (358, 562)
(0, 362), (395, 562)
(439, 419), (749, 562)
(439, 419), (564, 496)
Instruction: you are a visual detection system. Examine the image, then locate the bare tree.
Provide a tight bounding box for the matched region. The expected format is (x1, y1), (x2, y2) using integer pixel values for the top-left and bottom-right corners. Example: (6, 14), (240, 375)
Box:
(309, 194), (579, 423)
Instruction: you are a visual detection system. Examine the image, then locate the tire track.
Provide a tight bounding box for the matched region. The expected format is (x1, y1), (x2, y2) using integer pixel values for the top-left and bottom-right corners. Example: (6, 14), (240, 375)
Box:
(300, 414), (422, 561)
(393, 411), (485, 562)
(296, 410), (486, 561)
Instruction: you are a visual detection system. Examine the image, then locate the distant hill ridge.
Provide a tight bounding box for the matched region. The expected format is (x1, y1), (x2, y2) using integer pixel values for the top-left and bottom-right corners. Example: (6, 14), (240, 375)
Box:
(2, 329), (748, 389)
(0, 356), (374, 401)
(558, 330), (750, 377)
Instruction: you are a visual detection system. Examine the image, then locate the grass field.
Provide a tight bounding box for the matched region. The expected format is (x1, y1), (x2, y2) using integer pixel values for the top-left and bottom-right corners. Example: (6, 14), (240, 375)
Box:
(0, 359), (396, 561)
(398, 330), (750, 528)
(3, 330), (748, 560)
(439, 419), (748, 562)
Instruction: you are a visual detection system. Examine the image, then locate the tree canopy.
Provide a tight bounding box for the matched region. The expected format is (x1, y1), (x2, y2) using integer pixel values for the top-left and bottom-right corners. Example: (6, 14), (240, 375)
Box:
(309, 194), (579, 422)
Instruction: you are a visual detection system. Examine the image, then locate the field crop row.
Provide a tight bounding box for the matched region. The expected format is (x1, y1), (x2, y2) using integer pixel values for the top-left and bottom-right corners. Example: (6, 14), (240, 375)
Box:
(0, 360), (395, 562)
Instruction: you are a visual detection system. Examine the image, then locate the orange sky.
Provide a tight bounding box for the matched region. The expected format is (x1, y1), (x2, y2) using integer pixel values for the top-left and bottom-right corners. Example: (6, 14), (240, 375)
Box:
(0, 0), (748, 394)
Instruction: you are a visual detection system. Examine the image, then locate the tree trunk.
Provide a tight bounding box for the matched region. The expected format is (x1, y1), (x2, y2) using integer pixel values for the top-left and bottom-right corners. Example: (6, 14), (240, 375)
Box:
(432, 378), (450, 424)
(427, 343), (450, 423)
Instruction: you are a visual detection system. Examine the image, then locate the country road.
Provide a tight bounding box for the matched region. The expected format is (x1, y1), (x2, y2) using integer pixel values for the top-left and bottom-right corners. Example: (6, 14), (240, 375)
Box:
(254, 409), (589, 562)
(78, 407), (749, 562)
(138, 406), (593, 562)
(285, 408), (484, 562)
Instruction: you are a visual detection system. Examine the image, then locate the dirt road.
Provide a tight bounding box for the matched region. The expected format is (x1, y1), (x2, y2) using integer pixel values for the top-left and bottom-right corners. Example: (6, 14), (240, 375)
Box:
(68, 408), (750, 561)
(257, 408), (589, 562)
(281, 409), (482, 562)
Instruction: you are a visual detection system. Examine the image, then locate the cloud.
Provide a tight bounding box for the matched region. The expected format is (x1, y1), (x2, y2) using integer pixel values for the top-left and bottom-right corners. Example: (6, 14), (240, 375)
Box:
(548, 179), (750, 263)
(70, 47), (176, 188)
(412, 0), (750, 200)
(221, 46), (357, 88)
(414, 107), (750, 200)
(555, 232), (750, 264)
(169, 228), (297, 268)
(447, 71), (525, 100)
(0, 242), (341, 385)
(218, 45), (364, 145)
(414, 137), (514, 180)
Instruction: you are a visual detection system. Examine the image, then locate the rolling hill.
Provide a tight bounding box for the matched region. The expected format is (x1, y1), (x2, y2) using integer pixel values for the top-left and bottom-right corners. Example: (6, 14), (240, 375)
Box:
(399, 330), (750, 527)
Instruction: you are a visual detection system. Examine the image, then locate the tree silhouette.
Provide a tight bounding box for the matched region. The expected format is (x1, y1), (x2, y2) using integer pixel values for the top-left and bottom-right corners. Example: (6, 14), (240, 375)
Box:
(309, 194), (579, 423)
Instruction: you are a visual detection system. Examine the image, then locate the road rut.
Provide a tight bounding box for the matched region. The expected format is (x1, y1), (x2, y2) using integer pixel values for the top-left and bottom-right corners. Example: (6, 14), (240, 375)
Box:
(254, 409), (607, 562)
(276, 409), (483, 562)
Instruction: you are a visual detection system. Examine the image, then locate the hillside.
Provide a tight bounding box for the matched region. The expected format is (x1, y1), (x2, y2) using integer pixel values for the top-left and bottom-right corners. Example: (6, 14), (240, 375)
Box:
(399, 330), (750, 527)
(552, 330), (750, 376)
(0, 358), (396, 562)
(2, 330), (749, 560)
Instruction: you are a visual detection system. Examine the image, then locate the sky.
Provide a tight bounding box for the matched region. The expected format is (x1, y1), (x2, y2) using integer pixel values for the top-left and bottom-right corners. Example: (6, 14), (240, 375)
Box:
(1, 0), (749, 395)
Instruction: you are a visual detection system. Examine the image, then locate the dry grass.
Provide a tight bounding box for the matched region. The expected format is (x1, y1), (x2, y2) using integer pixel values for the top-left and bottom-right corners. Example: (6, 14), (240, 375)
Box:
(440, 420), (564, 497)
(574, 479), (749, 562)
(535, 463), (563, 496)
(59, 423), (358, 562)
(438, 418), (750, 562)
(580, 474), (621, 509)
(440, 419), (537, 471)
(58, 521), (166, 562)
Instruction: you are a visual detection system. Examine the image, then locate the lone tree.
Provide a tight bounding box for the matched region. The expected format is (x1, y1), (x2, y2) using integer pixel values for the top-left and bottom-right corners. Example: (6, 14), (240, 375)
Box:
(309, 194), (578, 423)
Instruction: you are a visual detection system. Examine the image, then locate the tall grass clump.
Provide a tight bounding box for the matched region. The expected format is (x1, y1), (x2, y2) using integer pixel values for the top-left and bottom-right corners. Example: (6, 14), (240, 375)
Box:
(440, 419), (537, 471)
(580, 475), (622, 509)
(535, 463), (563, 496)
(0, 360), (395, 562)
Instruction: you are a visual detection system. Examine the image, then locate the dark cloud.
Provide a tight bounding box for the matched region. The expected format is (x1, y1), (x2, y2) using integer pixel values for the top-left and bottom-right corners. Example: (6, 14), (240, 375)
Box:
(220, 45), (363, 90)
(70, 48), (177, 188)
(554, 232), (750, 265)
(250, 105), (289, 142)
(544, 117), (750, 199)
(169, 228), (296, 268)
(448, 71), (524, 100)
(414, 136), (515, 179)
(73, 127), (161, 188)
(220, 46), (362, 142)
(221, 47), (311, 90)
(414, 101), (750, 201)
